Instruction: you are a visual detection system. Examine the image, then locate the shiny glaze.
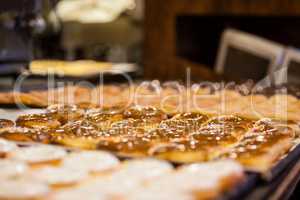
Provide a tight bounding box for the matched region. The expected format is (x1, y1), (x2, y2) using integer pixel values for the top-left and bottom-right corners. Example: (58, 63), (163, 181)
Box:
(222, 121), (294, 160)
(46, 104), (84, 124)
(123, 106), (167, 123)
(16, 114), (61, 129)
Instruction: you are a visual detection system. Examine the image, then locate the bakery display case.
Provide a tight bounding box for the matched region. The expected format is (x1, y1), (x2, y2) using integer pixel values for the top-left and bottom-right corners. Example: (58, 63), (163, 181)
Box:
(0, 0), (300, 200)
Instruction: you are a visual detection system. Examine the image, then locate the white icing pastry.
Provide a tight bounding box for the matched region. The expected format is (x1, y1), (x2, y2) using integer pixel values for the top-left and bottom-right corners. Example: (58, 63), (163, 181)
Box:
(10, 145), (67, 163)
(179, 160), (244, 179)
(62, 151), (119, 173)
(0, 138), (18, 153)
(31, 166), (87, 185)
(117, 158), (173, 180)
(0, 159), (28, 179)
(0, 179), (49, 199)
(51, 188), (109, 200)
(127, 188), (194, 200)
(150, 171), (219, 193)
(91, 158), (174, 196)
(79, 177), (142, 197)
(150, 160), (243, 193)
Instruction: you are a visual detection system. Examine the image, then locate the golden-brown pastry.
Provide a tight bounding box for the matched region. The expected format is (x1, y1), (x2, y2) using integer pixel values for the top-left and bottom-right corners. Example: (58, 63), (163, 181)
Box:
(0, 127), (51, 143)
(29, 60), (112, 76)
(123, 106), (168, 123)
(15, 92), (49, 107)
(16, 114), (61, 129)
(0, 92), (15, 105)
(46, 104), (84, 124)
(151, 115), (252, 163)
(220, 118), (295, 171)
(9, 145), (67, 167)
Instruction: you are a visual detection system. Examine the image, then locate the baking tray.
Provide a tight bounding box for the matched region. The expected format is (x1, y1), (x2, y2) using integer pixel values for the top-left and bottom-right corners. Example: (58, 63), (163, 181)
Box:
(222, 147), (300, 200)
(243, 159), (300, 200)
(221, 172), (260, 200)
(262, 142), (300, 181)
(222, 142), (300, 199)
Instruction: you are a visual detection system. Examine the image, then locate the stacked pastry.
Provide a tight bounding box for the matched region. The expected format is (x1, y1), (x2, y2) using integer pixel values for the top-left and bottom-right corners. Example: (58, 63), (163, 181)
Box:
(0, 104), (297, 172)
(0, 137), (244, 200)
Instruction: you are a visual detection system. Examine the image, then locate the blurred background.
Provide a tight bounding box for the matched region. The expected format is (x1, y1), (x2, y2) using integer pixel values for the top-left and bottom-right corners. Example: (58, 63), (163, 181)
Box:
(1, 0), (300, 88)
(0, 0), (143, 62)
